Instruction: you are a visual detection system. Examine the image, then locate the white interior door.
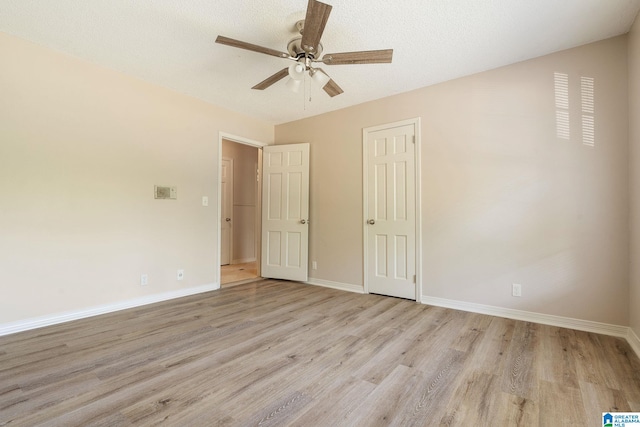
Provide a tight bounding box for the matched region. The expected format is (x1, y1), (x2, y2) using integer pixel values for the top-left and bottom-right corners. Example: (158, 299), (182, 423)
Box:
(220, 158), (233, 266)
(261, 143), (310, 281)
(364, 122), (417, 300)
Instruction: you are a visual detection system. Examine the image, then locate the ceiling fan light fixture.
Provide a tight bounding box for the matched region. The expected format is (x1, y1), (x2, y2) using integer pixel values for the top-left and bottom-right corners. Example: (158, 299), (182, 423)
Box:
(310, 68), (331, 88)
(288, 63), (306, 81)
(286, 77), (302, 93)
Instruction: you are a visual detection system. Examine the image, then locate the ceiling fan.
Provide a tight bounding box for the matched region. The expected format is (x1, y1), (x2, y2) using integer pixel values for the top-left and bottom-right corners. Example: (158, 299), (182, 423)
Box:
(215, 0), (393, 97)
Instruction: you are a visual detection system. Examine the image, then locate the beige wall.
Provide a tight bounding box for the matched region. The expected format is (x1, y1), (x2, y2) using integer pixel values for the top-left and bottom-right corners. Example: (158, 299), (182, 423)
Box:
(629, 14), (640, 337)
(0, 32), (273, 324)
(276, 36), (629, 325)
(222, 139), (259, 263)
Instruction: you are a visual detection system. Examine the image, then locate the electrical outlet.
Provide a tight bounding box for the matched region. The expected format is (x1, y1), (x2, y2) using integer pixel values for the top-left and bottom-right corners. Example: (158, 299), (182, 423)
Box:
(512, 283), (522, 297)
(202, 196), (208, 207)
(177, 269), (184, 281)
(140, 274), (148, 286)
(312, 261), (317, 270)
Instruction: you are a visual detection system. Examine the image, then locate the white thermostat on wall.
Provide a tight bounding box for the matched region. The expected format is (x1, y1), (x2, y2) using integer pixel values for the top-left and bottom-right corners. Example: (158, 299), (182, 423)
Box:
(154, 185), (177, 200)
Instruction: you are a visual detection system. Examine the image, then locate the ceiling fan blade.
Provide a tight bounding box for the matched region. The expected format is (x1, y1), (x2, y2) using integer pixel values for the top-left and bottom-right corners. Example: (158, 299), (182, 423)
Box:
(216, 35), (289, 59)
(323, 79), (343, 97)
(252, 68), (289, 90)
(322, 49), (393, 65)
(301, 0), (332, 55)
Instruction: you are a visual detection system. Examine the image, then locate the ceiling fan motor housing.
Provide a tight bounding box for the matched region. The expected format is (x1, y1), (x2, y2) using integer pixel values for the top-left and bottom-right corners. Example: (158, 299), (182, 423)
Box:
(287, 35), (323, 60)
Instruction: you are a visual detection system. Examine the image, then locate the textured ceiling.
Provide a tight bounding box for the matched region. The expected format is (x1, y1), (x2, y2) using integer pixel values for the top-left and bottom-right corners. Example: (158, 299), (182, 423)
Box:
(1, 0), (639, 124)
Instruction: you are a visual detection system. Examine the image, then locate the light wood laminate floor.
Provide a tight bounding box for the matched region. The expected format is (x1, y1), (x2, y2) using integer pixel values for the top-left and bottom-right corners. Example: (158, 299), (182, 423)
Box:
(1, 279), (639, 426)
(220, 262), (258, 286)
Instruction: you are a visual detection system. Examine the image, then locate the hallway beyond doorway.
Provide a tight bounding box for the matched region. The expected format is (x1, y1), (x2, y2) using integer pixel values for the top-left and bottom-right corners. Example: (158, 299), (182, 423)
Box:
(221, 261), (259, 287)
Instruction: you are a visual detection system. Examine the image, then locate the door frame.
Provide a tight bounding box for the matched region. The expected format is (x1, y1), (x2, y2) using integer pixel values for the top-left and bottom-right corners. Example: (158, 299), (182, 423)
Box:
(362, 117), (422, 301)
(220, 157), (234, 266)
(217, 132), (268, 288)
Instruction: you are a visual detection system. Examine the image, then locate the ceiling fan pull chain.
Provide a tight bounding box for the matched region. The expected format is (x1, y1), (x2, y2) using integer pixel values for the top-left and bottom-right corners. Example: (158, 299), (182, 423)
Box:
(303, 75), (307, 111)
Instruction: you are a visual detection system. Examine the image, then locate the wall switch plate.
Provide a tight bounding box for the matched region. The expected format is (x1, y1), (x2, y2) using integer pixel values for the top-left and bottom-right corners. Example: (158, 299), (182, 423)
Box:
(312, 261), (317, 270)
(202, 196), (208, 206)
(512, 283), (522, 297)
(140, 274), (149, 286)
(177, 269), (184, 281)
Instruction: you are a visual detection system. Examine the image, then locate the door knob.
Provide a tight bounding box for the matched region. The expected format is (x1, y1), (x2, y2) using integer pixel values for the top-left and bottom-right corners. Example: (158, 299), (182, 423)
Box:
(300, 219), (307, 224)
(226, 218), (231, 222)
(367, 219), (375, 225)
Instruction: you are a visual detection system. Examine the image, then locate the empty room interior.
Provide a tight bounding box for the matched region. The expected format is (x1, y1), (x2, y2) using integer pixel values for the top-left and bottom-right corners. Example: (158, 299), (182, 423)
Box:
(2, 0), (640, 425)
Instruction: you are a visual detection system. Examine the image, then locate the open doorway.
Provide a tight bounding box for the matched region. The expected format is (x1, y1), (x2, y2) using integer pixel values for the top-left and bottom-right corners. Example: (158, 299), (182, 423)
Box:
(220, 138), (261, 286)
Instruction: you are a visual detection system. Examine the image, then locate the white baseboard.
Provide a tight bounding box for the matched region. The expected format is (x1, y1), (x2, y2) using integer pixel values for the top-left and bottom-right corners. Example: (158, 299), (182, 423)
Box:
(305, 277), (364, 294)
(628, 328), (640, 359)
(421, 296), (629, 338)
(0, 283), (219, 337)
(231, 258), (256, 264)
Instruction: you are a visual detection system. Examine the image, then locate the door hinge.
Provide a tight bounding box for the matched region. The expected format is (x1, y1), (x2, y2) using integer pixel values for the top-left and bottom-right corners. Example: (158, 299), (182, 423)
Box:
(412, 135), (416, 144)
(413, 275), (416, 283)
